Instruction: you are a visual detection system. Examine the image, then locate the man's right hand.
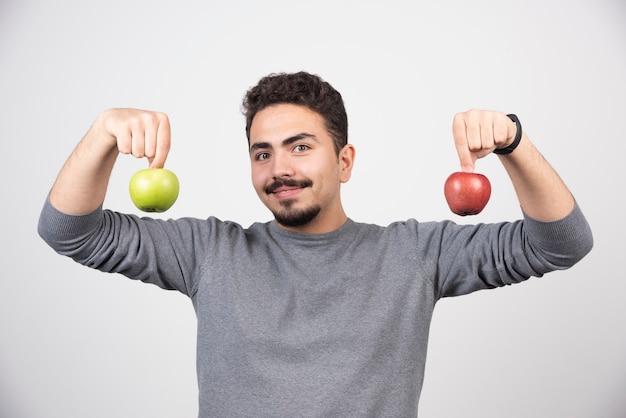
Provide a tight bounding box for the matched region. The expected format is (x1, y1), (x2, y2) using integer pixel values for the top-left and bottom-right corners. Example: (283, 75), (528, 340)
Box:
(48, 108), (171, 215)
(98, 108), (171, 169)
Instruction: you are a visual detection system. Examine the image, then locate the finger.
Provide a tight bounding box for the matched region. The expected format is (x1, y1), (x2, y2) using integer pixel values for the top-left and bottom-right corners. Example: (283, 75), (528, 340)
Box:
(115, 126), (133, 155)
(493, 115), (509, 147)
(103, 109), (133, 155)
(480, 115), (495, 150)
(150, 113), (171, 169)
(130, 120), (146, 159)
(143, 114), (158, 163)
(452, 113), (475, 173)
(506, 115), (518, 146)
(465, 111), (483, 154)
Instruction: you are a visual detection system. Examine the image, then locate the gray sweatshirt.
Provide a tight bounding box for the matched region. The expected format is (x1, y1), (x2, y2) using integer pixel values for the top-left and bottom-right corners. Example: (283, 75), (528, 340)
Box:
(38, 199), (592, 417)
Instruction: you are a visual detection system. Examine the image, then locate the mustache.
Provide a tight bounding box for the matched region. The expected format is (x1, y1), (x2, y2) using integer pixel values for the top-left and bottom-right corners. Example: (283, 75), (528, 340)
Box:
(265, 178), (313, 194)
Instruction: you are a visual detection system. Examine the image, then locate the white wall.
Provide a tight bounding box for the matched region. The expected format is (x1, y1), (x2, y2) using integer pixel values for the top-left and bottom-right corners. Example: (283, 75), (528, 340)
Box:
(1, 0), (624, 417)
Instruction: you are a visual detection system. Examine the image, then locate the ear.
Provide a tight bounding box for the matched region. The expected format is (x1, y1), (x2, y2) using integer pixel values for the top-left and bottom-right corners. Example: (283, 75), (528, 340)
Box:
(338, 144), (356, 183)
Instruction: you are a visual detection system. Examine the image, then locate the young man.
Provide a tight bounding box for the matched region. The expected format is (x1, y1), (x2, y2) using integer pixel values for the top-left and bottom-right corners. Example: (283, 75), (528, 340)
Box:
(38, 71), (593, 417)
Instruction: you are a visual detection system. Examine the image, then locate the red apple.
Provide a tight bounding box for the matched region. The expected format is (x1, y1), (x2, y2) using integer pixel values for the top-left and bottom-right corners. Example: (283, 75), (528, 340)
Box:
(444, 172), (491, 216)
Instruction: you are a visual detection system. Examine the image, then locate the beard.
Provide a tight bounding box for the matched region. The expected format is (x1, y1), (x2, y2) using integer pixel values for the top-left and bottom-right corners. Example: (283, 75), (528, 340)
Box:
(265, 178), (319, 227)
(272, 201), (321, 227)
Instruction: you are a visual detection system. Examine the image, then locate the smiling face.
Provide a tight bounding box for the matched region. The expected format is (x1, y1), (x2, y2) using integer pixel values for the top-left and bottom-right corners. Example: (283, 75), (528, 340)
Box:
(249, 104), (355, 234)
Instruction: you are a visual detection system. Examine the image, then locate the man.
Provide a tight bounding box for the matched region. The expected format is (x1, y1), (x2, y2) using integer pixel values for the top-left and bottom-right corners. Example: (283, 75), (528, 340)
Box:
(38, 71), (593, 417)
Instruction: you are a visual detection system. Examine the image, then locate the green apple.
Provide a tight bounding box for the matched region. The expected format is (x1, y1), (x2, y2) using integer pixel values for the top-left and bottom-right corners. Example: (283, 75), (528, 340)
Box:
(129, 168), (179, 213)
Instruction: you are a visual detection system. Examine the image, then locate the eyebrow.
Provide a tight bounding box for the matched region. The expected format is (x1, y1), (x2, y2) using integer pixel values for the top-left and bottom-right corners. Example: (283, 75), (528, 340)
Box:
(249, 133), (318, 154)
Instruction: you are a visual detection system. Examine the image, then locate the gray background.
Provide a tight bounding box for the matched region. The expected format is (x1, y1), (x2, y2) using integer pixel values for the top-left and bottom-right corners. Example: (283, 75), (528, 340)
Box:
(1, 0), (624, 417)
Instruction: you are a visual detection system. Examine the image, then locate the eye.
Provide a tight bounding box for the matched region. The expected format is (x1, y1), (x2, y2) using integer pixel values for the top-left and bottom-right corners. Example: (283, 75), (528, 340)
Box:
(255, 152), (270, 161)
(293, 144), (310, 153)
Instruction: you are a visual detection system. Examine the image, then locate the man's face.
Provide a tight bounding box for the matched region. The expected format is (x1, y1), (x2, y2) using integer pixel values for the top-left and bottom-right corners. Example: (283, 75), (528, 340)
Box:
(249, 104), (354, 233)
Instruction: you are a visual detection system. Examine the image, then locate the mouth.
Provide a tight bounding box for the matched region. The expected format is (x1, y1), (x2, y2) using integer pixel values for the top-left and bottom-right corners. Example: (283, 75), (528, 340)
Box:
(265, 179), (312, 199)
(272, 186), (302, 199)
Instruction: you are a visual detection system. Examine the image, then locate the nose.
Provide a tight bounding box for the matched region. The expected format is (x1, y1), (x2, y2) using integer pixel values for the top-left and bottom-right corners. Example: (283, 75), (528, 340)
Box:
(271, 152), (295, 179)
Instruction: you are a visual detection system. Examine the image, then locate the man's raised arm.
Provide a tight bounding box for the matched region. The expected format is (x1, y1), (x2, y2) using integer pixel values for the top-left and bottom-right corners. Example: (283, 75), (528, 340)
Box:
(453, 109), (575, 222)
(48, 108), (171, 215)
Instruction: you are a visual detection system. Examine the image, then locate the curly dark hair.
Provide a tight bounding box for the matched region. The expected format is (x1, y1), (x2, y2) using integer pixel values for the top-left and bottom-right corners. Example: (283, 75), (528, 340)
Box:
(242, 71), (348, 155)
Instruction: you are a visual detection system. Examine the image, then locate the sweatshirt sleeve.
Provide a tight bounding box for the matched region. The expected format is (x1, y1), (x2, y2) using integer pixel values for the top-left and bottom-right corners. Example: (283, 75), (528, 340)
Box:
(520, 202), (593, 268)
(433, 202), (593, 299)
(37, 197), (208, 296)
